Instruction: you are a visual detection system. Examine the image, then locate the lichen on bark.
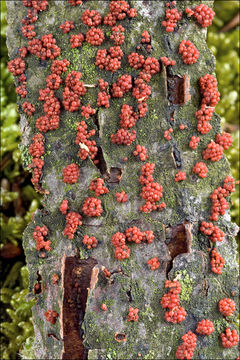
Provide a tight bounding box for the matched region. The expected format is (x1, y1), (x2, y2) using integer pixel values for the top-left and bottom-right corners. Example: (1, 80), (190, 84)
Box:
(6, 1), (239, 359)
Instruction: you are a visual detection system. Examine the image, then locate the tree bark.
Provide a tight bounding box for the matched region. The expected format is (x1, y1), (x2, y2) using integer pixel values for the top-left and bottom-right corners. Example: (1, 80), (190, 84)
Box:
(6, 1), (239, 359)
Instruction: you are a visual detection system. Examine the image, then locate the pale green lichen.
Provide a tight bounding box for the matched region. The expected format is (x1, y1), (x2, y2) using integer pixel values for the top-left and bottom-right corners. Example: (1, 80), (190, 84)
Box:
(174, 270), (194, 302)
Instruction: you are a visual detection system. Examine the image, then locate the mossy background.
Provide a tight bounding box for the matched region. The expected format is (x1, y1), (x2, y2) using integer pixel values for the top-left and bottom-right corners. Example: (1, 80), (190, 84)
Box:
(0, 1), (239, 359)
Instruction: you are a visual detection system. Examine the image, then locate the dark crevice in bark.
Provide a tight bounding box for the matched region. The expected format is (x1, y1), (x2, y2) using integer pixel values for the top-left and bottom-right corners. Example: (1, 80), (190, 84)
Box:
(106, 167), (122, 184)
(126, 289), (133, 302)
(48, 333), (60, 341)
(165, 223), (192, 277)
(93, 146), (108, 176)
(167, 74), (185, 105)
(171, 145), (182, 168)
(93, 110), (100, 132)
(62, 257), (97, 360)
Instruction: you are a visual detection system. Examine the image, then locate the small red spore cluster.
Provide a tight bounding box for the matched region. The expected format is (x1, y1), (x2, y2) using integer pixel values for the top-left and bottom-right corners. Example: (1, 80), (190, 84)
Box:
(110, 25), (125, 45)
(187, 4), (215, 28)
(179, 40), (199, 65)
(62, 163), (80, 184)
(111, 128), (136, 146)
(215, 132), (233, 150)
(192, 162), (208, 178)
(70, 33), (85, 48)
(21, 24), (36, 39)
(82, 9), (102, 27)
(175, 331), (197, 360)
(96, 46), (123, 72)
(200, 221), (225, 242)
(162, 2), (182, 32)
(101, 303), (107, 311)
(220, 328), (239, 348)
(196, 105), (214, 134)
(161, 56), (176, 66)
(147, 257), (160, 270)
(29, 133), (44, 158)
(82, 197), (103, 217)
(218, 298), (236, 317)
(63, 71), (86, 112)
(175, 171), (186, 182)
(139, 163), (166, 213)
(103, 0), (137, 27)
(164, 128), (173, 141)
(33, 225), (51, 251)
(86, 27), (105, 46)
(22, 101), (35, 116)
(115, 191), (128, 203)
(200, 74), (220, 107)
(60, 199), (69, 215)
(81, 104), (96, 119)
(28, 134), (45, 190)
(161, 280), (187, 324)
(82, 235), (98, 249)
(196, 319), (214, 335)
(44, 310), (58, 324)
(68, 0), (84, 5)
(209, 176), (235, 221)
(112, 232), (130, 260)
(119, 104), (138, 129)
(89, 178), (109, 196)
(127, 307), (139, 322)
(128, 52), (145, 70)
(189, 136), (200, 150)
(8, 57), (25, 76)
(210, 248), (225, 274)
(111, 74), (132, 98)
(59, 20), (74, 33)
(75, 121), (98, 160)
(28, 34), (61, 60)
(202, 141), (223, 162)
(64, 212), (82, 240)
(133, 145), (148, 161)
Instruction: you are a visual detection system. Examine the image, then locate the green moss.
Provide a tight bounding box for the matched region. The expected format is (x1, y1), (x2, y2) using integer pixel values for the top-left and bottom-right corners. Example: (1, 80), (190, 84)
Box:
(19, 144), (32, 168)
(174, 270), (194, 303)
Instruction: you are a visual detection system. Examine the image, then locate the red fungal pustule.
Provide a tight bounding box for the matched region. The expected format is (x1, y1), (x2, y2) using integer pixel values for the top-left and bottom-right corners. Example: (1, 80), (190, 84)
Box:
(111, 232), (130, 260)
(199, 74), (220, 107)
(209, 176), (235, 221)
(51, 273), (59, 284)
(210, 248), (225, 274)
(29, 158), (44, 188)
(161, 280), (187, 325)
(51, 59), (70, 75)
(164, 306), (187, 324)
(202, 141), (223, 162)
(179, 40), (199, 65)
(164, 128), (173, 141)
(44, 310), (58, 324)
(195, 105), (214, 134)
(89, 178), (109, 196)
(70, 33), (85, 48)
(141, 30), (151, 44)
(193, 4), (215, 28)
(218, 298), (236, 317)
(175, 171), (186, 182)
(110, 25), (125, 45)
(18, 46), (28, 58)
(16, 85), (27, 98)
(59, 20), (74, 33)
(220, 328), (239, 348)
(29, 133), (45, 158)
(161, 56), (176, 66)
(60, 199), (69, 215)
(75, 121), (98, 160)
(64, 212), (82, 240)
(196, 319), (214, 335)
(82, 9), (101, 27)
(176, 331), (197, 360)
(62, 163), (80, 184)
(147, 257), (160, 270)
(22, 101), (35, 116)
(63, 71), (86, 112)
(111, 74), (132, 98)
(82, 235), (98, 249)
(179, 124), (187, 130)
(112, 232), (126, 248)
(68, 0), (83, 5)
(128, 307), (139, 322)
(86, 27), (104, 46)
(111, 128), (136, 146)
(128, 52), (145, 69)
(95, 46), (123, 72)
(143, 57), (160, 75)
(125, 226), (144, 244)
(141, 182), (163, 203)
(215, 132), (233, 150)
(101, 303), (108, 311)
(133, 145), (148, 161)
(82, 197), (103, 217)
(115, 191), (128, 203)
(162, 6), (182, 33)
(81, 104), (96, 119)
(21, 24), (36, 39)
(33, 225), (51, 251)
(192, 162), (208, 178)
(8, 57), (25, 76)
(97, 91), (110, 108)
(132, 78), (151, 103)
(36, 115), (60, 133)
(98, 78), (108, 91)
(103, 268), (111, 277)
(138, 102), (148, 118)
(46, 74), (62, 90)
(28, 34), (61, 60)
(18, 74), (27, 83)
(23, 0), (48, 11)
(119, 104), (138, 129)
(200, 221), (225, 242)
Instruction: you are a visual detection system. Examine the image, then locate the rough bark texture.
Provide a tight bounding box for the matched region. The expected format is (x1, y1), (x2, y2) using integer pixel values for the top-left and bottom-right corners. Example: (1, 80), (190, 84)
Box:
(6, 1), (239, 359)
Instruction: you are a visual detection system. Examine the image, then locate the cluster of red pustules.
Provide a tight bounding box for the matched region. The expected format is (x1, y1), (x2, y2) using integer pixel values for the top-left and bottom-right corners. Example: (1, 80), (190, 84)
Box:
(210, 248), (225, 275)
(147, 257), (160, 270)
(139, 163), (166, 213)
(179, 40), (199, 65)
(127, 307), (139, 322)
(133, 144), (148, 161)
(161, 280), (187, 324)
(196, 319), (214, 336)
(44, 310), (59, 324)
(8, 56), (27, 98)
(111, 226), (154, 261)
(192, 162), (208, 178)
(189, 136), (200, 150)
(115, 191), (128, 203)
(89, 178), (109, 196)
(64, 211), (82, 240)
(28, 133), (45, 190)
(82, 234), (98, 249)
(174, 171), (186, 182)
(218, 298), (236, 317)
(22, 101), (35, 116)
(185, 4), (215, 28)
(62, 71), (86, 112)
(162, 1), (182, 32)
(200, 221), (225, 243)
(220, 328), (239, 348)
(75, 121), (98, 162)
(33, 225), (51, 251)
(62, 163), (80, 184)
(82, 197), (103, 217)
(175, 331), (197, 360)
